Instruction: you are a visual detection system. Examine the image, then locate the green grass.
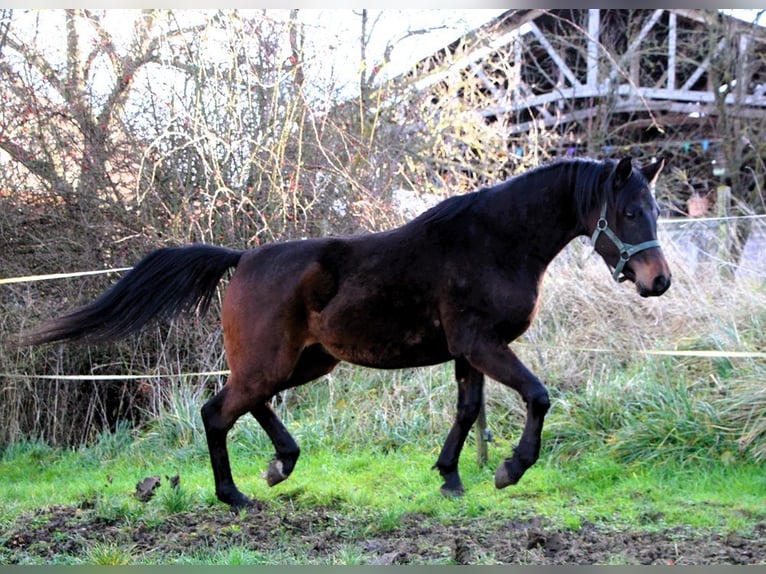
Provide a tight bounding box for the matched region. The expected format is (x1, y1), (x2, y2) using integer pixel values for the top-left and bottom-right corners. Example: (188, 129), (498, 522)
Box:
(2, 424), (765, 565)
(2, 430), (764, 536)
(4, 347), (766, 564)
(3, 348), (766, 545)
(85, 542), (137, 566)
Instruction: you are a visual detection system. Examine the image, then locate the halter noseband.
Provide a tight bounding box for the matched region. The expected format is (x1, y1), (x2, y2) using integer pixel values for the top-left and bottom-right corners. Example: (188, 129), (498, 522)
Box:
(590, 202), (661, 283)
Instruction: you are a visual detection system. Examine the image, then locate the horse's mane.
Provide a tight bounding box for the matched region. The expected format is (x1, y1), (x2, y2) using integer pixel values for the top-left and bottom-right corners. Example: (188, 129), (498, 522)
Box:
(407, 157), (617, 230)
(408, 190), (481, 227)
(569, 158), (615, 227)
(523, 157), (617, 228)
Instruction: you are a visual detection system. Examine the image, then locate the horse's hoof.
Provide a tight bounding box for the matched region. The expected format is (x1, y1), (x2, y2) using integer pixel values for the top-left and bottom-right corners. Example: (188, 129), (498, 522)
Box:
(435, 468), (464, 497)
(440, 484), (465, 498)
(262, 459), (288, 487)
(228, 494), (255, 512)
(494, 459), (522, 489)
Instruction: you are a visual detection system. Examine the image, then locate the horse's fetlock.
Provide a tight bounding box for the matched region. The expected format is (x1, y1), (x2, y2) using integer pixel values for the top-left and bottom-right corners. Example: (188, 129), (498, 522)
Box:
(432, 460), (457, 477)
(285, 445), (300, 461)
(513, 446), (536, 468)
(217, 484), (252, 509)
(435, 464), (464, 497)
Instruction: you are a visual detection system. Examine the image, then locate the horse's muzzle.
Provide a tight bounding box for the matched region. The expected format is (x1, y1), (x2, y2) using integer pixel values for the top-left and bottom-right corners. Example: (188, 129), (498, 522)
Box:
(638, 272), (671, 297)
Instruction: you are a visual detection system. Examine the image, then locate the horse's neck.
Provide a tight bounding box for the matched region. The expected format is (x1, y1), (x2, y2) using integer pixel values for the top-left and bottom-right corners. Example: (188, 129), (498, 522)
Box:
(487, 169), (584, 264)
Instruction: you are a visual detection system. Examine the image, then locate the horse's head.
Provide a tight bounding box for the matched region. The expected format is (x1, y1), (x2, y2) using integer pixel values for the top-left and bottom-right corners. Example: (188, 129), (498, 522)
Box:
(590, 157), (671, 297)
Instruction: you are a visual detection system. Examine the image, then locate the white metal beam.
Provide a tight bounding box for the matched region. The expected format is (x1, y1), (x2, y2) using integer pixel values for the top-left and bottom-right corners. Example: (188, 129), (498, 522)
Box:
(527, 21), (583, 89)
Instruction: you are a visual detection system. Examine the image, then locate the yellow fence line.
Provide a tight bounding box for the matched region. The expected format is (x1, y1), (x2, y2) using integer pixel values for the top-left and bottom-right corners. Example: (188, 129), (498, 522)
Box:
(660, 213), (766, 225)
(1, 370), (230, 381)
(514, 342), (766, 360)
(0, 267), (132, 285)
(634, 349), (766, 358)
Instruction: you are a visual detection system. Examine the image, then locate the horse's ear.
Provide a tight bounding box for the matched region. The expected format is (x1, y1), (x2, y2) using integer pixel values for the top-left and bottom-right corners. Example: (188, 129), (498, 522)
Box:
(641, 157), (665, 186)
(613, 157), (633, 189)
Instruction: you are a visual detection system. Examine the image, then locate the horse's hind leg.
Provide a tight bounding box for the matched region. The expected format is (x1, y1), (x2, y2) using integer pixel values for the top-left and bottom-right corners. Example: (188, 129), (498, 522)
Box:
(251, 402), (299, 487)
(252, 344), (339, 488)
(201, 345), (338, 509)
(433, 358), (485, 497)
(201, 383), (257, 510)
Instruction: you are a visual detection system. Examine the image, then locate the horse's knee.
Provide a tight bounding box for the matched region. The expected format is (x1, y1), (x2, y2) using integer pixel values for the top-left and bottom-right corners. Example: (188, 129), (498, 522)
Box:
(527, 388), (550, 417)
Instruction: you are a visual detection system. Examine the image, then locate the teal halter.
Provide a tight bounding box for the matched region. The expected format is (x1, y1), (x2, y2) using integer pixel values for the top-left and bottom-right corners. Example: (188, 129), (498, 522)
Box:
(590, 202), (661, 282)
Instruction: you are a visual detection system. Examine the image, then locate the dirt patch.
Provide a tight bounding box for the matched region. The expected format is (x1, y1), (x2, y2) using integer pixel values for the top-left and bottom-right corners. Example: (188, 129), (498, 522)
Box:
(3, 500), (766, 564)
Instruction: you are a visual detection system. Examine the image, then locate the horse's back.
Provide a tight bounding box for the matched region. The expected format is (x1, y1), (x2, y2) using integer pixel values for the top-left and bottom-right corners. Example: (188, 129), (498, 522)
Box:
(225, 229), (451, 369)
(232, 226), (437, 295)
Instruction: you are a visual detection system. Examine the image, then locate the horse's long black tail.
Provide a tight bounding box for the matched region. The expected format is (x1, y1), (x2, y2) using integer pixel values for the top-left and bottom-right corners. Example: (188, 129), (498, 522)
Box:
(22, 244), (244, 346)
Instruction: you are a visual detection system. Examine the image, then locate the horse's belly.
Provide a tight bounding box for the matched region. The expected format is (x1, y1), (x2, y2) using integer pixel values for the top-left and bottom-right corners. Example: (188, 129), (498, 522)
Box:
(330, 338), (452, 369)
(309, 304), (451, 369)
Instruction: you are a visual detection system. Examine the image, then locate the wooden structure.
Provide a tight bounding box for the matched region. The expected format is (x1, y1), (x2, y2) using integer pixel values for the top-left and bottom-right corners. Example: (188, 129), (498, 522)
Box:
(410, 9), (766, 215)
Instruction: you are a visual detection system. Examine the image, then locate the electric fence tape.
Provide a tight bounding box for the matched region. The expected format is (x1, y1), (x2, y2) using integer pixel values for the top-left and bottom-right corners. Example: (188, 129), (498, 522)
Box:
(3, 346), (763, 382)
(0, 267), (132, 285)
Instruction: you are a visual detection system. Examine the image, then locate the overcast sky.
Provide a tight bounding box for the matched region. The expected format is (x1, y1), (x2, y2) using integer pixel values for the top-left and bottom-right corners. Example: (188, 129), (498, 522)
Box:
(8, 9), (507, 103)
(7, 8), (763, 106)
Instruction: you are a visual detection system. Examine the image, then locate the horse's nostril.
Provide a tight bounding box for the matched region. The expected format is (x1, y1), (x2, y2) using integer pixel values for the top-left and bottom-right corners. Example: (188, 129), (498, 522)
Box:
(654, 274), (671, 294)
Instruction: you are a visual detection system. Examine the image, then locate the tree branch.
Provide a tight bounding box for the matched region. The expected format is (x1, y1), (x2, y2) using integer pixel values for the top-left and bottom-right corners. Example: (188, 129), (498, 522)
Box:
(0, 137), (71, 193)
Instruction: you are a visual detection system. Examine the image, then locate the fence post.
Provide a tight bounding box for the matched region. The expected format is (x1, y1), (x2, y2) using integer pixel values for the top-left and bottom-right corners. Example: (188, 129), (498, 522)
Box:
(717, 185), (732, 274)
(716, 185), (730, 218)
(476, 387), (489, 467)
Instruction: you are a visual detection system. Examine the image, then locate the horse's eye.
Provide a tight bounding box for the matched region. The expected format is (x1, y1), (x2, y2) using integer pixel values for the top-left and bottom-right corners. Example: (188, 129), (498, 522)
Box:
(625, 209), (636, 219)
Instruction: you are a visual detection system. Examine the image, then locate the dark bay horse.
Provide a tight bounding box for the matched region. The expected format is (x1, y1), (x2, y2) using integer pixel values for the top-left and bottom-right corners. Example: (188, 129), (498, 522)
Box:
(23, 157), (671, 510)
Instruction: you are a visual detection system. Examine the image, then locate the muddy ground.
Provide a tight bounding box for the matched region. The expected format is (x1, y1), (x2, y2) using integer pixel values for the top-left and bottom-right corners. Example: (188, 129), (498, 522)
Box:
(3, 498), (766, 565)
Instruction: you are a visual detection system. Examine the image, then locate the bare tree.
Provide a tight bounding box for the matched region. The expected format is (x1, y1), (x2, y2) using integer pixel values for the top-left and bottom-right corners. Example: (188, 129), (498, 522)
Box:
(0, 10), (215, 268)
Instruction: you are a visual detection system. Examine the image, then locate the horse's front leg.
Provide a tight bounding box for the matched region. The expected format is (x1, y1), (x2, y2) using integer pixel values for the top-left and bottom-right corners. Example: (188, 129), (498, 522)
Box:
(433, 357), (485, 496)
(461, 339), (550, 489)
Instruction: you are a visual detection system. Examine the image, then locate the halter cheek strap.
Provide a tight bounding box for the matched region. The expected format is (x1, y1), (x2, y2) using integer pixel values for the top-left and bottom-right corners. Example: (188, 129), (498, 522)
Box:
(590, 203), (661, 282)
